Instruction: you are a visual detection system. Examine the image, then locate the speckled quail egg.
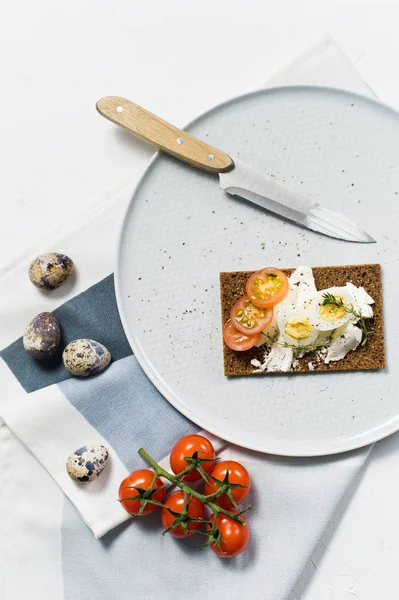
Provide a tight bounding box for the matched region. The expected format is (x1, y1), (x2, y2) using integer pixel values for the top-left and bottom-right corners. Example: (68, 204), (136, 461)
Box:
(277, 304), (319, 347)
(23, 312), (61, 359)
(29, 253), (74, 290)
(66, 444), (109, 483)
(310, 286), (355, 331)
(63, 339), (111, 377)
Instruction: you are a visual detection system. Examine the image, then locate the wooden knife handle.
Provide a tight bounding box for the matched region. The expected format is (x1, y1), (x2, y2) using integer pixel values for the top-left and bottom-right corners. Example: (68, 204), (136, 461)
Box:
(96, 96), (234, 173)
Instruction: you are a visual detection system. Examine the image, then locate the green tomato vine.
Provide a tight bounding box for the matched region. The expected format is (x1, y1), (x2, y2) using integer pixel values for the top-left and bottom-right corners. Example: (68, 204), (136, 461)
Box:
(119, 448), (251, 552)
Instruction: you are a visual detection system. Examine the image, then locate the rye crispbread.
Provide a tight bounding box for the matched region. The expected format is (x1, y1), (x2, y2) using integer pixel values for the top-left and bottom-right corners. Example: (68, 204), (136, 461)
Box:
(220, 264), (385, 376)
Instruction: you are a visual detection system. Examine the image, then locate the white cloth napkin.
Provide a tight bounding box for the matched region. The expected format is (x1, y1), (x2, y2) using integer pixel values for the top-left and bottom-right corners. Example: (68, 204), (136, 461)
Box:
(0, 35), (377, 600)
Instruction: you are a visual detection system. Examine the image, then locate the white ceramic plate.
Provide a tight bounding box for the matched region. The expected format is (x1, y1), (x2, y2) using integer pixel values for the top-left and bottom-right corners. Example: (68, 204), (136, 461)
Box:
(116, 85), (399, 456)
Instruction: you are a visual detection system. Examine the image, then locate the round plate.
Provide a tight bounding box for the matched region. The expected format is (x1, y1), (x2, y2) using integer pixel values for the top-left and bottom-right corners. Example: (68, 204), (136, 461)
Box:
(116, 85), (399, 456)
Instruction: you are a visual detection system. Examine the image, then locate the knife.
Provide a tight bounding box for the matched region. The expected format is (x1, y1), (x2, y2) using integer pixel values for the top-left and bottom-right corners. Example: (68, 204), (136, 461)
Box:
(96, 96), (375, 243)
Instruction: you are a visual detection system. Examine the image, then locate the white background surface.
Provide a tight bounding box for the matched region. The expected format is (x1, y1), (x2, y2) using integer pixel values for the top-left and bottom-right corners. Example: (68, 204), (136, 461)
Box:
(2, 0), (399, 597)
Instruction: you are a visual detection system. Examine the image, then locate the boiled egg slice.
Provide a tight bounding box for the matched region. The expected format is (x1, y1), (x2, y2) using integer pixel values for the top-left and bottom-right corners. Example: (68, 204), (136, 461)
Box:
(277, 305), (319, 347)
(310, 286), (355, 331)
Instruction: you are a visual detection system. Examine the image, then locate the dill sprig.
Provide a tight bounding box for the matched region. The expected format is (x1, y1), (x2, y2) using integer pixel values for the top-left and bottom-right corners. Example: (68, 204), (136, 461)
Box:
(264, 334), (326, 353)
(321, 293), (372, 347)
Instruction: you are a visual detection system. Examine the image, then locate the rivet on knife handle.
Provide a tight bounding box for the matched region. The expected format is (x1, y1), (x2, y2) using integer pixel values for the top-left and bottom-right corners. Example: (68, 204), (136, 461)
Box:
(96, 96), (234, 174)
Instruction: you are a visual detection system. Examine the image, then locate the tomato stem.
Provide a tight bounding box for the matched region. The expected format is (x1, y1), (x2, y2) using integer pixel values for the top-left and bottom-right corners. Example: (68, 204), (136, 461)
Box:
(137, 447), (250, 526)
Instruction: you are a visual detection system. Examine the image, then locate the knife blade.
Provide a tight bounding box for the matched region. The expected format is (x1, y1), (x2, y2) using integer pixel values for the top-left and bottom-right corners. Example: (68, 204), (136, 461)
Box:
(96, 96), (375, 243)
(219, 160), (375, 242)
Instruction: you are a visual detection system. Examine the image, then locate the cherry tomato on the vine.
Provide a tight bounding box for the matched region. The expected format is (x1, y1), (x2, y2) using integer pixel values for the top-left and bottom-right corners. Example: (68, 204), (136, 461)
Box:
(210, 511), (249, 558)
(170, 434), (215, 482)
(204, 461), (251, 509)
(119, 469), (165, 516)
(161, 491), (206, 538)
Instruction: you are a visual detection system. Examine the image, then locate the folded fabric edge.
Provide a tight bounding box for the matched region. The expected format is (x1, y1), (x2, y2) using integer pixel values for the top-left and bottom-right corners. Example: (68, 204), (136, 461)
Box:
(289, 446), (373, 598)
(0, 360), (130, 538)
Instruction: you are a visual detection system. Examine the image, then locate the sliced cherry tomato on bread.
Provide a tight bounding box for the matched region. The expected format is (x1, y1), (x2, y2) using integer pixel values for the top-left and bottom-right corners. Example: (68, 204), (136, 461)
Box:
(246, 267), (289, 308)
(223, 320), (260, 351)
(230, 295), (273, 335)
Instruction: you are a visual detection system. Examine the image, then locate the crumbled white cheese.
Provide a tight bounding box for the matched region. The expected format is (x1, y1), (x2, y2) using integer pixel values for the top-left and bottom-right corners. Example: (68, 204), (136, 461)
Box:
(345, 282), (374, 319)
(324, 322), (362, 363)
(263, 340), (293, 372)
(254, 339), (293, 373)
(308, 362), (314, 371)
(250, 359), (262, 368)
(292, 265), (317, 305)
(315, 348), (328, 363)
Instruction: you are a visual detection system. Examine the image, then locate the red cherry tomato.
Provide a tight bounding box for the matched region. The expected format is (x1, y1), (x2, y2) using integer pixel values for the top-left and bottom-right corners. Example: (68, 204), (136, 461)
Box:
(246, 267), (289, 308)
(210, 511), (250, 558)
(170, 434), (216, 482)
(119, 469), (165, 516)
(230, 295), (273, 335)
(161, 491), (206, 538)
(204, 460), (251, 509)
(223, 320), (260, 352)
